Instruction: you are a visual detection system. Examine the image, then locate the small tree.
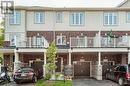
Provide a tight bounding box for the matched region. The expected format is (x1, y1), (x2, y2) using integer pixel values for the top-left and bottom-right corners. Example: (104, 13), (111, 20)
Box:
(45, 42), (57, 79)
(0, 19), (5, 47)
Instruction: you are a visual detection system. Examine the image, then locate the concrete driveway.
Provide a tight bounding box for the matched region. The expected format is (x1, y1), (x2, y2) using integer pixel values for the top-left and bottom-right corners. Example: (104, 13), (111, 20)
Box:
(73, 78), (119, 86)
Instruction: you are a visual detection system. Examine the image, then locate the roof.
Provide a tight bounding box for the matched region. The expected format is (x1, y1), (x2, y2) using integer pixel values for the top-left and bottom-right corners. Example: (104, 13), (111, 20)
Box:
(117, 0), (128, 7)
(14, 6), (130, 11)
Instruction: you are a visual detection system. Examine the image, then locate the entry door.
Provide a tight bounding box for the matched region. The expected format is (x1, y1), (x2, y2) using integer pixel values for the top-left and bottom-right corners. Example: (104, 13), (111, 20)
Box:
(102, 61), (114, 76)
(56, 58), (62, 72)
(74, 61), (90, 76)
(31, 61), (44, 79)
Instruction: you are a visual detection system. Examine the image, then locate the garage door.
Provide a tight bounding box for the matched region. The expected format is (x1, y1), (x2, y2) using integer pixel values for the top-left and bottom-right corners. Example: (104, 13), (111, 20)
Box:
(74, 61), (90, 76)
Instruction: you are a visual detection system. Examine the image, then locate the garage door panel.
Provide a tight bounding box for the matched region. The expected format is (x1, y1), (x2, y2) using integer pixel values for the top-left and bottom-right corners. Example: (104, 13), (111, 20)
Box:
(74, 61), (90, 76)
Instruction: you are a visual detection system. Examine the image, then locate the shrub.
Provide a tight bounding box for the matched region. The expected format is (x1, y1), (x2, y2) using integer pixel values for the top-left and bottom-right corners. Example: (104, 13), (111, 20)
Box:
(44, 73), (51, 80)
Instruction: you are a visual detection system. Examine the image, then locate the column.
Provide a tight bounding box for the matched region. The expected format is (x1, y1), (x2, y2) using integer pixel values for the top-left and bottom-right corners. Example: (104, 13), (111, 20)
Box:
(69, 52), (71, 65)
(84, 36), (87, 47)
(128, 52), (130, 64)
(44, 52), (46, 76)
(14, 49), (20, 73)
(98, 30), (101, 47)
(114, 35), (116, 47)
(121, 54), (127, 64)
(98, 52), (101, 66)
(97, 52), (102, 80)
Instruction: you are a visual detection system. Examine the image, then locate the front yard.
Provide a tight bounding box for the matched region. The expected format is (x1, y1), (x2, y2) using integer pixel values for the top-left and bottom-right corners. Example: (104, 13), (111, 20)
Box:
(35, 79), (72, 86)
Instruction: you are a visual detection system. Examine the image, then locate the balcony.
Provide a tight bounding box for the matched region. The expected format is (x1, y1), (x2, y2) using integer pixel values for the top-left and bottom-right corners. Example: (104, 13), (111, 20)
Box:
(8, 37), (49, 48)
(70, 37), (95, 48)
(70, 36), (129, 48)
(6, 35), (129, 49)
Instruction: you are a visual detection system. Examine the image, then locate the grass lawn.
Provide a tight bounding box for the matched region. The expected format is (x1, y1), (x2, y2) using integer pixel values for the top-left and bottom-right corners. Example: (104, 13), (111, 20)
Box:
(35, 79), (72, 86)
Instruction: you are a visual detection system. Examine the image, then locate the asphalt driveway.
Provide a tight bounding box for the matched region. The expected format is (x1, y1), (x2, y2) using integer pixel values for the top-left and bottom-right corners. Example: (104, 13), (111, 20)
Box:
(0, 82), (35, 86)
(73, 78), (119, 86)
(1, 78), (120, 86)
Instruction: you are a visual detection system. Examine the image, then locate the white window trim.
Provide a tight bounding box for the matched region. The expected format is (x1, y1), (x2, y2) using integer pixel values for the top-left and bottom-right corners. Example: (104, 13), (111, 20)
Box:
(104, 12), (118, 26)
(10, 11), (21, 25)
(70, 12), (84, 26)
(56, 12), (62, 23)
(56, 34), (66, 45)
(34, 12), (45, 24)
(126, 12), (130, 23)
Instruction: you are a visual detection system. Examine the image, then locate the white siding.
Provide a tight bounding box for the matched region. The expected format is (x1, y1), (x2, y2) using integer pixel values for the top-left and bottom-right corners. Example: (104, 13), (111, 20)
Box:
(5, 10), (130, 32)
(5, 10), (26, 33)
(27, 11), (54, 31)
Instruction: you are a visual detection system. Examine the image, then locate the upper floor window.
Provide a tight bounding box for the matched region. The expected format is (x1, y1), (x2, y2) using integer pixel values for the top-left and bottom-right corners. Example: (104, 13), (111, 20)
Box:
(34, 12), (45, 24)
(56, 12), (62, 23)
(10, 11), (21, 25)
(127, 12), (130, 22)
(104, 12), (118, 26)
(70, 12), (85, 26)
(56, 34), (66, 45)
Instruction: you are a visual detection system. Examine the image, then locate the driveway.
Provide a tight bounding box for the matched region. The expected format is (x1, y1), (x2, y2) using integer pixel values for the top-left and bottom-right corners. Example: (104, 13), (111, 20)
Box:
(0, 82), (35, 86)
(1, 78), (119, 86)
(73, 78), (119, 86)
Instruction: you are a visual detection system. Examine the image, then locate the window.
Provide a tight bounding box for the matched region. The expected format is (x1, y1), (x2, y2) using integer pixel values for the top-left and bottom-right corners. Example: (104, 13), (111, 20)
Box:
(70, 12), (85, 26)
(10, 11), (21, 24)
(127, 12), (130, 22)
(122, 35), (128, 43)
(101, 37), (108, 47)
(9, 34), (20, 46)
(119, 66), (126, 72)
(56, 34), (66, 45)
(35, 12), (45, 24)
(78, 37), (85, 47)
(36, 37), (44, 47)
(56, 12), (62, 23)
(104, 12), (118, 25)
(32, 36), (44, 47)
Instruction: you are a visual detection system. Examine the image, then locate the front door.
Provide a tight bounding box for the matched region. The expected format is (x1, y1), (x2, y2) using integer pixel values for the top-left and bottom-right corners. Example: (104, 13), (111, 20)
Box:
(31, 61), (44, 79)
(56, 58), (62, 72)
(102, 61), (114, 76)
(74, 61), (90, 77)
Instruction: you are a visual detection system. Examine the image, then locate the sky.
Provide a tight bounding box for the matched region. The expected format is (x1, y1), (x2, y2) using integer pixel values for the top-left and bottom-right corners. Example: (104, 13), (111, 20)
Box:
(0, 0), (125, 23)
(13, 0), (124, 7)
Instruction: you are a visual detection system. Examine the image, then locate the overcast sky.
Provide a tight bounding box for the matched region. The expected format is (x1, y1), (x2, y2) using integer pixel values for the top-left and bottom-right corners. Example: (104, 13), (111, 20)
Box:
(0, 0), (125, 23)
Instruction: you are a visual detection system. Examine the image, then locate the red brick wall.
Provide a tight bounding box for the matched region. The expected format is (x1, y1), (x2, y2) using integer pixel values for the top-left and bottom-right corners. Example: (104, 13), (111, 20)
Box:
(27, 31), (130, 44)
(71, 53), (122, 65)
(27, 31), (98, 43)
(22, 53), (44, 63)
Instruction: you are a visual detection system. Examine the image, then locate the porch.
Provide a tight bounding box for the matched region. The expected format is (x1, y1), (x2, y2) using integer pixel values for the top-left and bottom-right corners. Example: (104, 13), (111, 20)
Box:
(1, 47), (130, 80)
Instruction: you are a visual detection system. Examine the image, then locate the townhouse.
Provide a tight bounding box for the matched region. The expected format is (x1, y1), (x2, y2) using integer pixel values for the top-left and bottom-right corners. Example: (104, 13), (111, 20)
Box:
(1, 0), (130, 80)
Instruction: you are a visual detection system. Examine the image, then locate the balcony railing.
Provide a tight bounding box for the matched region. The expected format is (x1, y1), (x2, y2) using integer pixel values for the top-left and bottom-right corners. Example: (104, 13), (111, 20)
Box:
(101, 36), (128, 47)
(9, 37), (49, 48)
(8, 35), (129, 48)
(70, 37), (95, 47)
(70, 36), (129, 48)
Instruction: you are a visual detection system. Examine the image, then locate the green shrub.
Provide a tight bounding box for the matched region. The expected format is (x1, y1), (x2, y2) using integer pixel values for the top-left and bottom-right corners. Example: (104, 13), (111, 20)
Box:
(44, 73), (51, 80)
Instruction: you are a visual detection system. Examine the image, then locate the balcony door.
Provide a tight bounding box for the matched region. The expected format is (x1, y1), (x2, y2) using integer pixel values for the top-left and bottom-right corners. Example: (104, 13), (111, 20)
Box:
(33, 36), (44, 47)
(10, 34), (20, 47)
